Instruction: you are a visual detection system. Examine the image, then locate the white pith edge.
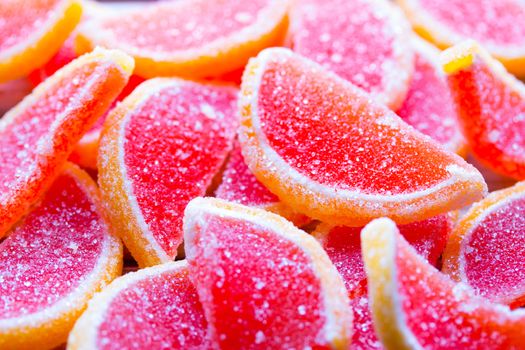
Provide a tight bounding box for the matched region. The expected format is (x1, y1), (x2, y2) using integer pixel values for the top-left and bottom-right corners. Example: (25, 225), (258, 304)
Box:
(409, 35), (465, 154)
(0, 168), (121, 337)
(239, 47), (486, 219)
(68, 260), (188, 350)
(362, 218), (425, 350)
(457, 186), (525, 303)
(398, 0), (525, 59)
(0, 48), (133, 206)
(79, 0), (290, 63)
(184, 197), (353, 347)
(0, 0), (76, 62)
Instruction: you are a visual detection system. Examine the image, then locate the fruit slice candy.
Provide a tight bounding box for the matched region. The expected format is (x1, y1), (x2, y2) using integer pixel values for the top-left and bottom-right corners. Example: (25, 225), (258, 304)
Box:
(0, 48), (133, 237)
(215, 141), (309, 227)
(362, 217), (525, 350)
(442, 181), (525, 307)
(397, 0), (525, 77)
(0, 0), (82, 82)
(397, 37), (465, 154)
(443, 41), (525, 180)
(76, 0), (289, 79)
(99, 78), (238, 267)
(0, 163), (122, 350)
(68, 260), (210, 350)
(184, 197), (352, 349)
(313, 214), (451, 298)
(288, 0), (413, 110)
(239, 47), (487, 226)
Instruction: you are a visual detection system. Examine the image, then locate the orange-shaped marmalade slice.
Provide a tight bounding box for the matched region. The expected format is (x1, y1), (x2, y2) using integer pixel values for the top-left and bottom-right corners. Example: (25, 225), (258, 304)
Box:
(0, 48), (133, 237)
(239, 47), (487, 226)
(184, 197), (352, 349)
(362, 218), (525, 350)
(0, 0), (82, 82)
(76, 0), (290, 79)
(443, 41), (525, 180)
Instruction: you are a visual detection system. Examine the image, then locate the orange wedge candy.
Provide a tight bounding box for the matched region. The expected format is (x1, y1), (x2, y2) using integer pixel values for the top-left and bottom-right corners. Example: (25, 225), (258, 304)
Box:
(76, 0), (290, 79)
(0, 163), (122, 350)
(363, 217), (525, 350)
(239, 48), (487, 226)
(443, 41), (525, 180)
(443, 181), (525, 307)
(184, 197), (352, 349)
(0, 0), (82, 82)
(0, 48), (133, 237)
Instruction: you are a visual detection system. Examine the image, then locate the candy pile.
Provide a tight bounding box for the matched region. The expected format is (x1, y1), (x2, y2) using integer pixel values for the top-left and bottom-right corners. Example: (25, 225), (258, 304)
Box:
(1, 0), (525, 349)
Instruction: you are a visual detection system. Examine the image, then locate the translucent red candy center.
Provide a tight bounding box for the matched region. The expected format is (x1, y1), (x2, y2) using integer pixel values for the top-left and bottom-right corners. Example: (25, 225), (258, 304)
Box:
(258, 55), (455, 195)
(102, 0), (270, 52)
(464, 196), (525, 300)
(97, 268), (209, 350)
(291, 0), (396, 95)
(0, 0), (61, 51)
(420, 0), (525, 46)
(190, 215), (326, 348)
(0, 173), (105, 319)
(123, 83), (237, 257)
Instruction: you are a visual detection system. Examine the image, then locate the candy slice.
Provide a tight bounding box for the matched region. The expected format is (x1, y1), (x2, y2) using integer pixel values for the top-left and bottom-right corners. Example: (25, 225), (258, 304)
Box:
(99, 78), (238, 267)
(76, 0), (290, 79)
(215, 142), (309, 227)
(239, 48), (487, 226)
(313, 214), (451, 298)
(397, 0), (525, 77)
(184, 197), (352, 349)
(0, 163), (122, 350)
(0, 0), (82, 82)
(0, 48), (133, 237)
(362, 217), (525, 350)
(442, 181), (525, 307)
(443, 41), (525, 180)
(288, 0), (413, 110)
(68, 260), (210, 350)
(397, 37), (465, 154)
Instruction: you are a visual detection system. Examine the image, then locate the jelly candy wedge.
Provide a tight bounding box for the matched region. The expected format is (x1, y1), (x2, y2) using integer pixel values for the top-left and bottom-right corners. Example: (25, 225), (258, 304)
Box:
(288, 0), (413, 110)
(184, 197), (352, 349)
(0, 0), (82, 82)
(397, 37), (465, 155)
(362, 217), (525, 350)
(76, 0), (290, 79)
(313, 214), (451, 298)
(98, 78), (238, 267)
(397, 0), (525, 77)
(68, 261), (210, 350)
(239, 48), (487, 226)
(0, 48), (133, 237)
(443, 41), (525, 180)
(442, 181), (525, 307)
(215, 141), (309, 227)
(0, 163), (122, 350)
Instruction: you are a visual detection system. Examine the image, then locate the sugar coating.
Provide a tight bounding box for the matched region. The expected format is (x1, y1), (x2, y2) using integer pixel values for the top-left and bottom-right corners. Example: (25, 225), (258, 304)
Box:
(186, 214), (330, 349)
(448, 59), (525, 179)
(97, 267), (210, 350)
(289, 0), (412, 108)
(395, 231), (525, 349)
(96, 0), (273, 53)
(256, 53), (467, 195)
(215, 141), (278, 206)
(463, 196), (525, 303)
(397, 45), (463, 152)
(0, 0), (61, 52)
(0, 172), (106, 319)
(350, 295), (382, 350)
(420, 0), (525, 47)
(122, 82), (238, 259)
